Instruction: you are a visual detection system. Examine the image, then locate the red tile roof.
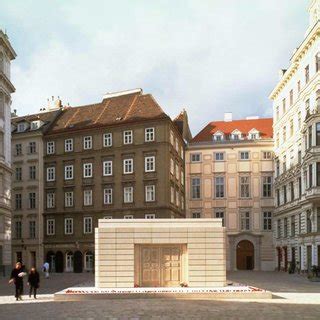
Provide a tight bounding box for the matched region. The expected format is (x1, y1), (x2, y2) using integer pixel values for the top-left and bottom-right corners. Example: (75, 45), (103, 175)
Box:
(46, 92), (169, 134)
(192, 118), (273, 143)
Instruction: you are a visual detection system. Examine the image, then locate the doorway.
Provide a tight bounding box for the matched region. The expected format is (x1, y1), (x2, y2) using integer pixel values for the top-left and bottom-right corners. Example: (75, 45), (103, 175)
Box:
(139, 245), (182, 287)
(236, 240), (254, 270)
(74, 251), (83, 273)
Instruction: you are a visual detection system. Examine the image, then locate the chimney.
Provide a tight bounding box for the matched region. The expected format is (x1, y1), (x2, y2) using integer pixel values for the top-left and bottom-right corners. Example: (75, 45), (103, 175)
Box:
(224, 112), (232, 122)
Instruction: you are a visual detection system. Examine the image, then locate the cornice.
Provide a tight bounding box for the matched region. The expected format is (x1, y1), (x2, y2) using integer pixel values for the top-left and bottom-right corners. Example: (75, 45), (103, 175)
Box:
(0, 30), (17, 60)
(269, 22), (320, 100)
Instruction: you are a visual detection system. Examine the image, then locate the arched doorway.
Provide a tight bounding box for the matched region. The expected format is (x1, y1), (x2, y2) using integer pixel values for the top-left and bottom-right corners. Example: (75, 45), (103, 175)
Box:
(84, 251), (94, 272)
(74, 251), (83, 273)
(55, 251), (64, 273)
(65, 252), (74, 272)
(236, 240), (254, 270)
(46, 251), (55, 272)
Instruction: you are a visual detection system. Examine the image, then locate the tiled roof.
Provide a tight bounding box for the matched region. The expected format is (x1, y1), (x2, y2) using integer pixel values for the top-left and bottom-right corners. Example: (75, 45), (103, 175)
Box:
(47, 92), (169, 134)
(192, 118), (273, 143)
(11, 109), (61, 133)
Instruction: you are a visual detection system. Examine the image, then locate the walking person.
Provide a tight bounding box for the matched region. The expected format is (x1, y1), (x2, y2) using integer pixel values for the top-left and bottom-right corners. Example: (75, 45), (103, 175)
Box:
(43, 261), (50, 278)
(8, 262), (27, 301)
(27, 267), (40, 299)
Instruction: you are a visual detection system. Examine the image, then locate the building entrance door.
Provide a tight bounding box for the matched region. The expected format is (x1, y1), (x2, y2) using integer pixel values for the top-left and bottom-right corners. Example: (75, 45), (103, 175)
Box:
(140, 246), (181, 287)
(236, 240), (254, 270)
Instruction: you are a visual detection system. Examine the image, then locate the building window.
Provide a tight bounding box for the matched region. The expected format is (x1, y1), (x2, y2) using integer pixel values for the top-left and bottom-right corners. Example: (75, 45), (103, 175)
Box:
(262, 151), (272, 160)
(29, 166), (36, 180)
(15, 221), (22, 239)
(123, 130), (133, 144)
(283, 185), (287, 204)
(307, 211), (312, 233)
(284, 218), (288, 238)
(28, 142), (36, 154)
(191, 177), (201, 199)
(282, 98), (286, 113)
(283, 126), (286, 143)
(145, 127), (155, 142)
(214, 152), (224, 161)
(240, 211), (250, 231)
(290, 119), (294, 137)
(276, 189), (280, 207)
(29, 221), (36, 239)
(46, 167), (55, 182)
(297, 80), (301, 93)
(309, 164), (313, 188)
(305, 65), (310, 84)
(64, 218), (73, 235)
(276, 106), (279, 121)
(170, 186), (175, 203)
(308, 126), (312, 149)
(145, 214), (156, 219)
(298, 213), (302, 234)
(123, 158), (133, 174)
(175, 190), (180, 207)
(29, 192), (36, 209)
(47, 141), (55, 154)
(83, 190), (93, 206)
(289, 181), (294, 201)
(263, 211), (272, 231)
(15, 194), (22, 210)
(240, 176), (250, 198)
(215, 210), (225, 227)
(46, 219), (55, 235)
(316, 123), (320, 146)
(124, 215), (133, 219)
(277, 219), (281, 238)
(47, 192), (55, 209)
(316, 53), (320, 72)
(103, 161), (113, 176)
(192, 212), (201, 218)
(84, 252), (94, 270)
(104, 188), (113, 204)
(145, 185), (155, 202)
(298, 177), (302, 198)
(215, 176), (225, 198)
(15, 167), (22, 181)
(170, 158), (174, 175)
(83, 136), (92, 150)
(103, 133), (112, 147)
(145, 156), (155, 172)
(262, 176), (272, 198)
(175, 163), (180, 181)
(83, 217), (93, 234)
(83, 163), (93, 178)
(64, 165), (74, 180)
(283, 155), (287, 173)
(291, 216), (295, 236)
(65, 139), (73, 152)
(15, 144), (22, 156)
(170, 131), (174, 145)
(65, 191), (74, 207)
(239, 151), (249, 160)
(190, 153), (201, 162)
(124, 187), (133, 203)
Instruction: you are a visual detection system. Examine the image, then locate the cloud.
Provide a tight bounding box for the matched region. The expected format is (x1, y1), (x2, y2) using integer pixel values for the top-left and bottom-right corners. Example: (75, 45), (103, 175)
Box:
(3, 0), (308, 135)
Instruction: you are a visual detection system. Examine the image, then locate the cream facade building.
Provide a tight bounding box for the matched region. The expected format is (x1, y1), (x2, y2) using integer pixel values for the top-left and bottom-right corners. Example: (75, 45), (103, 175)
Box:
(186, 115), (274, 271)
(270, 0), (320, 272)
(11, 102), (62, 270)
(0, 30), (16, 275)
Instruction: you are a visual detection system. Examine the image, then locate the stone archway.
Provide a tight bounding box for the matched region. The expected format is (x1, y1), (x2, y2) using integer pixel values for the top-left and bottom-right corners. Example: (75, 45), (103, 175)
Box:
(236, 240), (254, 270)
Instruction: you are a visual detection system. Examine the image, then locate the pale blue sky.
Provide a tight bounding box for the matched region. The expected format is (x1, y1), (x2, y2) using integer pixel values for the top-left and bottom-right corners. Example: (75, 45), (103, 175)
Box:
(1, 0), (309, 134)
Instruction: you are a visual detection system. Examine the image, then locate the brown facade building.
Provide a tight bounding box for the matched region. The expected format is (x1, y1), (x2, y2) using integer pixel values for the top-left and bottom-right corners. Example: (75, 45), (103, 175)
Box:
(43, 89), (190, 272)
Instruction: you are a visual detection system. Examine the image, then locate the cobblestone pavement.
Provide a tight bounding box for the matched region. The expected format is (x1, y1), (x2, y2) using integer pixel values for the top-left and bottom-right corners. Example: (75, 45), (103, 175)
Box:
(0, 272), (319, 320)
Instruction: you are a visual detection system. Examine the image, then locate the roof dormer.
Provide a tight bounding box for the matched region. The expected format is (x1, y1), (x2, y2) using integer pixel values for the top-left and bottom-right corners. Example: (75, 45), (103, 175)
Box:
(213, 130), (224, 141)
(30, 120), (43, 130)
(17, 121), (28, 133)
(248, 128), (260, 140)
(231, 129), (242, 140)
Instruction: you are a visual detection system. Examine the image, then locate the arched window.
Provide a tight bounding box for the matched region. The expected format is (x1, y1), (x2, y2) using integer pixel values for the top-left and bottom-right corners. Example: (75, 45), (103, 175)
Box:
(84, 251), (94, 271)
(65, 251), (74, 272)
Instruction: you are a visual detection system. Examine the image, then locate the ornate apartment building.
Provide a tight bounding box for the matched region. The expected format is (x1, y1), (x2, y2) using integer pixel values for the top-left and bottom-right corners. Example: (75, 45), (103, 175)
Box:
(42, 89), (190, 272)
(270, 0), (320, 272)
(11, 103), (62, 270)
(186, 115), (274, 271)
(0, 30), (16, 275)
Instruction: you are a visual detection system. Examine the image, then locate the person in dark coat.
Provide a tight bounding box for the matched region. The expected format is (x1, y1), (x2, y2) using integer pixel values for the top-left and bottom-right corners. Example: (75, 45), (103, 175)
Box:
(9, 262), (26, 301)
(27, 267), (40, 299)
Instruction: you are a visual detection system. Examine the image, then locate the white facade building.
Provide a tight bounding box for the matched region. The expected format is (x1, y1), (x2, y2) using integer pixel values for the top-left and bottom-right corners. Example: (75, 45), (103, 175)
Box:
(0, 30), (16, 275)
(270, 0), (320, 272)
